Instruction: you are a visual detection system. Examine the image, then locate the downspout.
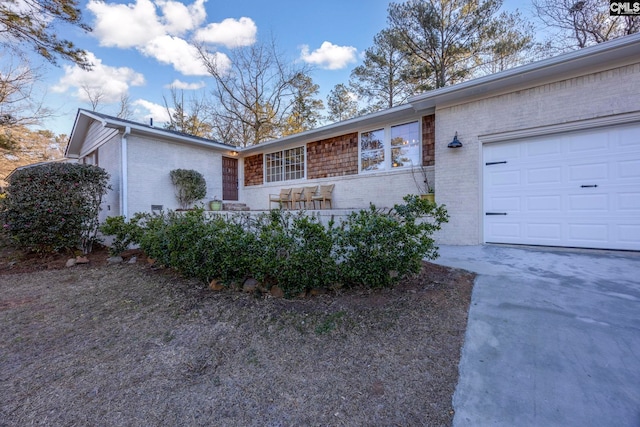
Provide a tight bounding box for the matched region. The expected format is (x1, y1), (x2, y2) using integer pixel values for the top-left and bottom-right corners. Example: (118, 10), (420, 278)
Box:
(121, 126), (131, 219)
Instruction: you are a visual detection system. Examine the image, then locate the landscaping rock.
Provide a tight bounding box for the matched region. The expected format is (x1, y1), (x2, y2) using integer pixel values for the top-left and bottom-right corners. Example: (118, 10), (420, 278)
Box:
(65, 258), (76, 268)
(270, 286), (284, 298)
(242, 278), (259, 293)
(127, 256), (137, 264)
(209, 279), (225, 291)
(107, 256), (123, 265)
(75, 256), (90, 264)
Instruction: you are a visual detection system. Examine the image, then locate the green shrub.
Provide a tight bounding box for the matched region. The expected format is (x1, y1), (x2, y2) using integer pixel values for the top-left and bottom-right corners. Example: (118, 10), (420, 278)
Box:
(253, 210), (338, 297)
(99, 195), (448, 295)
(170, 169), (206, 209)
(1, 163), (110, 253)
(98, 214), (147, 256)
(335, 195), (448, 288)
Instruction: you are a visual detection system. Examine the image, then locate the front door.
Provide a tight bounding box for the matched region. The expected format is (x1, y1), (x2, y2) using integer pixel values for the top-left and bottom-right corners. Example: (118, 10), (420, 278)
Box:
(222, 157), (238, 201)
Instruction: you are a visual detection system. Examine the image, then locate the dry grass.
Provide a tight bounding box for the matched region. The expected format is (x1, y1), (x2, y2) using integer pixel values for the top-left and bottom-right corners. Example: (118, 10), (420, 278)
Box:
(0, 247), (474, 426)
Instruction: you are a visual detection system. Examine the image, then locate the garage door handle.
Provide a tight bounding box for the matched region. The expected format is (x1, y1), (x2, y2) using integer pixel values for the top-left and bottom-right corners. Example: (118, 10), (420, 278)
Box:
(581, 184), (598, 188)
(486, 212), (507, 215)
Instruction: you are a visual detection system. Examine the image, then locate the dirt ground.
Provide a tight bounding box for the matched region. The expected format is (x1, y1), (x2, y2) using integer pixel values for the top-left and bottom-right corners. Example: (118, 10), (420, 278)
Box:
(0, 243), (475, 427)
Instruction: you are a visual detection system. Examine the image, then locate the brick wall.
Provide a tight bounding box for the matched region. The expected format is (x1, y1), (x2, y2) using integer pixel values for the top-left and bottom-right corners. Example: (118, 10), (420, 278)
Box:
(307, 132), (358, 179)
(244, 153), (263, 186)
(422, 114), (435, 166)
(434, 62), (640, 245)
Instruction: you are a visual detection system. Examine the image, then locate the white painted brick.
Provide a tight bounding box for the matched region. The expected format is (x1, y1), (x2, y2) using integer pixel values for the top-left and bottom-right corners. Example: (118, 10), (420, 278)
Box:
(436, 63), (640, 245)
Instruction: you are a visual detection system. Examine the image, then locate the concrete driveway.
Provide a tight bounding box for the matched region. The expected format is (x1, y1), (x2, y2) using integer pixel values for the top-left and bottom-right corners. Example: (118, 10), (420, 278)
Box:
(433, 245), (640, 427)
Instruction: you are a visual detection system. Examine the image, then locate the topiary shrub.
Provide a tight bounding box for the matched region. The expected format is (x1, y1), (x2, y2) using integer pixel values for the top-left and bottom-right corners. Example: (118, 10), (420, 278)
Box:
(0, 162), (110, 253)
(170, 169), (207, 209)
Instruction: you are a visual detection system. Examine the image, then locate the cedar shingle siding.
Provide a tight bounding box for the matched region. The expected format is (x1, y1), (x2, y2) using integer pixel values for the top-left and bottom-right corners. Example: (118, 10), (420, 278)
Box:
(307, 132), (358, 179)
(244, 153), (263, 186)
(422, 115), (435, 166)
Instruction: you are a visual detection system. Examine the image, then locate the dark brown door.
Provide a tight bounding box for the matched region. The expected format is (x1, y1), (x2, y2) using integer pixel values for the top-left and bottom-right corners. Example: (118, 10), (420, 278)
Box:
(222, 157), (238, 201)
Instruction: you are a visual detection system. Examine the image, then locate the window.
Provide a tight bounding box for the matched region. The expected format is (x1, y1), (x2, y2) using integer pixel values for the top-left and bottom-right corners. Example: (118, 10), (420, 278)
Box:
(265, 146), (305, 183)
(360, 128), (385, 171)
(360, 121), (420, 172)
(391, 122), (420, 168)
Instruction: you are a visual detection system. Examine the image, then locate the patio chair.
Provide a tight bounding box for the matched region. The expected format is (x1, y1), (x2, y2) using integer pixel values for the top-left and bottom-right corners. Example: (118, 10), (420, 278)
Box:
(269, 188), (292, 209)
(312, 184), (334, 209)
(302, 186), (319, 209)
(290, 187), (304, 209)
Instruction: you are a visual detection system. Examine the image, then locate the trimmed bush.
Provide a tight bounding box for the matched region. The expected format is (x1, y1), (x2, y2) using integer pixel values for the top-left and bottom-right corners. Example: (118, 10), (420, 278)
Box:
(1, 163), (110, 253)
(99, 195), (448, 296)
(170, 169), (206, 209)
(335, 195), (449, 288)
(253, 210), (338, 297)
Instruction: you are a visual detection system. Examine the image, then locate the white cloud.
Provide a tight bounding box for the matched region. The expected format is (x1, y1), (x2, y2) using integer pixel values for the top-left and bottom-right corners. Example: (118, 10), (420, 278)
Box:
(164, 79), (206, 90)
(133, 99), (172, 123)
(141, 35), (212, 76)
(87, 0), (165, 48)
(300, 41), (357, 70)
(195, 17), (257, 48)
(86, 0), (247, 78)
(52, 52), (145, 103)
(157, 0), (207, 34)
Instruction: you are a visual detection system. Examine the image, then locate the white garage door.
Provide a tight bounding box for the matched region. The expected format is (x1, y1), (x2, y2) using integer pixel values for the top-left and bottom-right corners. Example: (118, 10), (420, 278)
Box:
(483, 123), (640, 251)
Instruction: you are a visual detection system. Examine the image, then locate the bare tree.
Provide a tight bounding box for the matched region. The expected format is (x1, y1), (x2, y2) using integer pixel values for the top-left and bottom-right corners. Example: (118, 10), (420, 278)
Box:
(0, 58), (51, 148)
(533, 0), (639, 49)
(81, 84), (105, 112)
(197, 39), (313, 147)
(162, 87), (213, 138)
(116, 93), (133, 119)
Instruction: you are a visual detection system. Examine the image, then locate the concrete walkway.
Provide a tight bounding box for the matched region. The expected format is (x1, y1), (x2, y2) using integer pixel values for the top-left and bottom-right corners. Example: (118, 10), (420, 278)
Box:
(433, 245), (640, 427)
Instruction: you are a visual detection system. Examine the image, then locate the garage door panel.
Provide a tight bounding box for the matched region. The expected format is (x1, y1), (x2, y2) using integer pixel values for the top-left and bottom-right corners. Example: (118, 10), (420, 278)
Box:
(618, 160), (640, 178)
(483, 122), (640, 250)
(488, 196), (521, 211)
(487, 222), (521, 240)
(527, 195), (562, 211)
(618, 225), (640, 243)
(527, 138), (563, 157)
(487, 169), (521, 186)
(527, 166), (562, 184)
(568, 162), (608, 181)
(568, 131), (609, 153)
(526, 223), (562, 240)
(618, 192), (640, 210)
(568, 193), (609, 211)
(568, 223), (609, 242)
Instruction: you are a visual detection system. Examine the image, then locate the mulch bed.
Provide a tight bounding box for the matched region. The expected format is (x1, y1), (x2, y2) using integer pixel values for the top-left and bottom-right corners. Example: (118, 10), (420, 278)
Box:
(0, 242), (474, 426)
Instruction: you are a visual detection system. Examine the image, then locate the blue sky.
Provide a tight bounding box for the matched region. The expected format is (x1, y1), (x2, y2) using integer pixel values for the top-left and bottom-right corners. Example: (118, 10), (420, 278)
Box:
(31, 0), (533, 136)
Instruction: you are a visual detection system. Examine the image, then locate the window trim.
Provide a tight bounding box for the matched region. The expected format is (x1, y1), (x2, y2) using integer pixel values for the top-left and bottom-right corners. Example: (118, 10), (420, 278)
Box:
(358, 120), (422, 173)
